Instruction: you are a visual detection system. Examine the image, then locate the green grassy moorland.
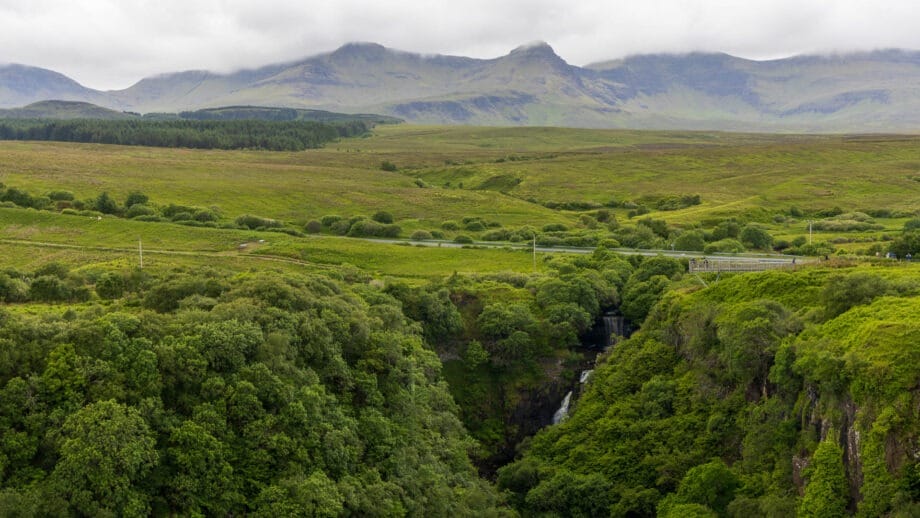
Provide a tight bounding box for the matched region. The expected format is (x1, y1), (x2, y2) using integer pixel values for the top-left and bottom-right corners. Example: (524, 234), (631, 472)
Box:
(1, 126), (918, 257)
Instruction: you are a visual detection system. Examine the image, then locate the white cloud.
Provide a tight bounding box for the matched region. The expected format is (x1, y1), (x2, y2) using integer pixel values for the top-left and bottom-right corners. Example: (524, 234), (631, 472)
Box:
(1, 0), (919, 90)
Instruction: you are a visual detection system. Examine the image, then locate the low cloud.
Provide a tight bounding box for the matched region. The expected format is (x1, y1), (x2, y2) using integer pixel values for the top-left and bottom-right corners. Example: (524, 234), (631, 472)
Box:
(1, 0), (918, 90)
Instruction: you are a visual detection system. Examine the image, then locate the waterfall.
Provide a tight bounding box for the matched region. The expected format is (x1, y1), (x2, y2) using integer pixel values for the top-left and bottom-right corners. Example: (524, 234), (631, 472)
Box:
(579, 369), (593, 383)
(552, 391), (573, 424)
(602, 314), (626, 347)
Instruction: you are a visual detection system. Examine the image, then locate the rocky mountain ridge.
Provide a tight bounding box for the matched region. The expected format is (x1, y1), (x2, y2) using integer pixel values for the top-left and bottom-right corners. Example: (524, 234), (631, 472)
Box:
(4, 42), (920, 131)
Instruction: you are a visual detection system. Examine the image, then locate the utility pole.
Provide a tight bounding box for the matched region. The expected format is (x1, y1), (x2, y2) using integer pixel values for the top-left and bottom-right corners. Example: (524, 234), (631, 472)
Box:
(139, 237), (144, 269)
(532, 233), (537, 272)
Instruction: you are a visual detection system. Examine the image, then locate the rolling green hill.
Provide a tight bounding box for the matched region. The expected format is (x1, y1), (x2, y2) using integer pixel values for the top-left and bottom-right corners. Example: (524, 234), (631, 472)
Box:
(0, 100), (135, 119)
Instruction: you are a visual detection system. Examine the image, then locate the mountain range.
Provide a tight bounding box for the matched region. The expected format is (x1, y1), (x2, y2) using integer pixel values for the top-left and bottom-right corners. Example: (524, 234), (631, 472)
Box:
(3, 42), (920, 131)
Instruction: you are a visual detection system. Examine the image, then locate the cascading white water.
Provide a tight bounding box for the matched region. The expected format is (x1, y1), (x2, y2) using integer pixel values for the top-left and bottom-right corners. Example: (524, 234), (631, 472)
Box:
(579, 369), (593, 383)
(552, 391), (573, 424)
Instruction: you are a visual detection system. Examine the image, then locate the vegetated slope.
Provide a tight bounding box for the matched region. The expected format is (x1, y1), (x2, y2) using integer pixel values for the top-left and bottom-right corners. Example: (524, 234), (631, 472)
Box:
(1, 125), (918, 258)
(499, 265), (920, 516)
(0, 100), (136, 119)
(177, 105), (402, 125)
(0, 265), (503, 516)
(8, 44), (920, 130)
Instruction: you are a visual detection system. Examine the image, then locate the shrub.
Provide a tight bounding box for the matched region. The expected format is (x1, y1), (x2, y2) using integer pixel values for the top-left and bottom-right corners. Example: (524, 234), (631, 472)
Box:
(1, 187), (33, 207)
(235, 214), (282, 230)
(453, 235), (473, 244)
(347, 220), (401, 238)
(304, 220), (323, 234)
(125, 204), (156, 219)
(125, 191), (149, 208)
(95, 272), (126, 299)
(93, 192), (119, 214)
(162, 204), (198, 218)
(193, 209), (219, 222)
(711, 221), (741, 241)
(330, 220), (352, 235)
(740, 225), (773, 249)
(170, 211), (194, 222)
(673, 231), (706, 252)
(637, 218), (669, 238)
(372, 211), (394, 224)
(482, 229), (511, 241)
(542, 223), (568, 232)
(430, 230), (445, 239)
(464, 220), (486, 232)
(29, 275), (70, 302)
(380, 160), (397, 171)
(441, 221), (460, 231)
(46, 190), (75, 201)
(410, 230), (433, 241)
(321, 215), (343, 226)
(703, 239), (746, 254)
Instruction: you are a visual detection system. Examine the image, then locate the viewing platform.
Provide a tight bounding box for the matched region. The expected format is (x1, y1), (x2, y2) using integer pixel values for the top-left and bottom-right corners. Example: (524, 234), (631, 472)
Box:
(689, 257), (796, 273)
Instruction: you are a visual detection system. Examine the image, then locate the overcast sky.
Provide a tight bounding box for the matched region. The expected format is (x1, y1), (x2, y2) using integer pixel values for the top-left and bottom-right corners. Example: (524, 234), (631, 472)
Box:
(2, 0), (919, 90)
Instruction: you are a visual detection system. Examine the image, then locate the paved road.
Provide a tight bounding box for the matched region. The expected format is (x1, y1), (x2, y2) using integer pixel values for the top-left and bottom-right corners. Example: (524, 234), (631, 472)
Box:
(358, 237), (805, 264)
(1, 236), (806, 268)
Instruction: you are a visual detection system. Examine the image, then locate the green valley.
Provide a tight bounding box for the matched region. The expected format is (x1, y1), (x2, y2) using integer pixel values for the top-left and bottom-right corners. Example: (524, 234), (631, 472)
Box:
(1, 125), (919, 516)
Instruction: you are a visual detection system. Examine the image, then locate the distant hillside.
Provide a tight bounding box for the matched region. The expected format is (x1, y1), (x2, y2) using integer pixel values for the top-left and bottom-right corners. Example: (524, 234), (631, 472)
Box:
(5, 44), (920, 131)
(177, 105), (402, 124)
(0, 100), (136, 119)
(0, 65), (107, 108)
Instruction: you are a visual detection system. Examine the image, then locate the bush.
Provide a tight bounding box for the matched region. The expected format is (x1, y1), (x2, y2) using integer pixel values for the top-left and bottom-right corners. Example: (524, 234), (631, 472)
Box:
(372, 211), (394, 224)
(125, 204), (156, 219)
(673, 231), (706, 252)
(170, 211), (194, 222)
(542, 223), (568, 232)
(638, 217), (669, 238)
(93, 192), (119, 214)
(410, 230), (433, 241)
(464, 220), (486, 232)
(132, 215), (162, 222)
(703, 239), (746, 254)
(161, 204), (198, 218)
(304, 220), (323, 234)
(740, 225), (773, 249)
(95, 272), (126, 299)
(321, 215), (343, 226)
(1, 187), (33, 207)
(193, 209), (218, 222)
(453, 235), (473, 244)
(347, 220), (401, 238)
(29, 275), (70, 302)
(235, 214), (282, 230)
(380, 160), (398, 171)
(330, 220), (352, 235)
(711, 220), (741, 241)
(125, 191), (149, 208)
(46, 190), (75, 201)
(482, 229), (511, 241)
(441, 221), (460, 231)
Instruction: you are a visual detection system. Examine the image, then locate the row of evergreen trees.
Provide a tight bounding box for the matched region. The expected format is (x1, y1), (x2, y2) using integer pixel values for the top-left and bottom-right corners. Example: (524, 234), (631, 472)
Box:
(0, 119), (371, 151)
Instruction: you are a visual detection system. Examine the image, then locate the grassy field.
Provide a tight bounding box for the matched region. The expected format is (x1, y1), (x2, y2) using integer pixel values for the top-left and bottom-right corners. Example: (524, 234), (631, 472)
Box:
(0, 208), (541, 278)
(1, 126), (918, 269)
